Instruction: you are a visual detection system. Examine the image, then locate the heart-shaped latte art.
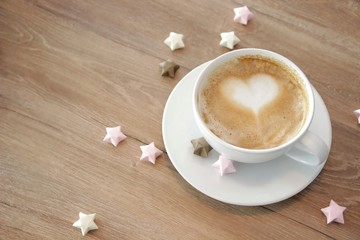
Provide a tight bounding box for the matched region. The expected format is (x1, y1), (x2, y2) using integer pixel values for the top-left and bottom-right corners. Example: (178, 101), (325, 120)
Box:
(222, 74), (279, 113)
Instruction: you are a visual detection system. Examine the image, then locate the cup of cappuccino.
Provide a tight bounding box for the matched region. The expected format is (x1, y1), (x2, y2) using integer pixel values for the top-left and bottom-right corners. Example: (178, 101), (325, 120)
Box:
(193, 48), (329, 166)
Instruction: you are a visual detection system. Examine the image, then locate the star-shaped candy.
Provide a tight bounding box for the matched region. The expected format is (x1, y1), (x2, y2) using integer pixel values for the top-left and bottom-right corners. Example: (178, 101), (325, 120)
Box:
(354, 109), (360, 124)
(233, 6), (254, 25)
(321, 200), (346, 224)
(160, 60), (180, 78)
(140, 142), (163, 164)
(73, 212), (98, 236)
(212, 155), (236, 176)
(191, 137), (212, 157)
(164, 32), (185, 51)
(219, 31), (241, 50)
(103, 126), (127, 147)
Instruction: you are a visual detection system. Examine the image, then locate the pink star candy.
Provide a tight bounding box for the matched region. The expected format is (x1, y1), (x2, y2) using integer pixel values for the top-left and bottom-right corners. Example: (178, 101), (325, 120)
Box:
(354, 109), (360, 124)
(233, 6), (254, 25)
(140, 142), (163, 164)
(103, 126), (127, 147)
(212, 155), (236, 176)
(321, 200), (346, 224)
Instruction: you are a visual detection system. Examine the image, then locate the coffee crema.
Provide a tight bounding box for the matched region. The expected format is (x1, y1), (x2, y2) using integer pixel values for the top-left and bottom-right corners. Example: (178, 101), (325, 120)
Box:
(199, 55), (308, 149)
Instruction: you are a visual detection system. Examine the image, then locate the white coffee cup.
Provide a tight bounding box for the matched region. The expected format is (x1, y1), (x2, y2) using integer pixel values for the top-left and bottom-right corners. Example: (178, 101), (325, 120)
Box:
(192, 48), (329, 166)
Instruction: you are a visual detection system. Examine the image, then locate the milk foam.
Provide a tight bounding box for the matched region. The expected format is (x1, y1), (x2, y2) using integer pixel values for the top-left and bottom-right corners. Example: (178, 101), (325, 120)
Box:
(222, 74), (279, 113)
(199, 56), (308, 150)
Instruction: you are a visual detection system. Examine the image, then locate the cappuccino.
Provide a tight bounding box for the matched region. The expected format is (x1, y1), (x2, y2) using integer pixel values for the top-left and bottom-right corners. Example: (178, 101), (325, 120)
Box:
(199, 55), (308, 149)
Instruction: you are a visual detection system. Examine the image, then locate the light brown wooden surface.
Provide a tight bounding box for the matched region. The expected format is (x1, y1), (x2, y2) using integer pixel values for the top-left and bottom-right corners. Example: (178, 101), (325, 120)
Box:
(1, 0), (360, 239)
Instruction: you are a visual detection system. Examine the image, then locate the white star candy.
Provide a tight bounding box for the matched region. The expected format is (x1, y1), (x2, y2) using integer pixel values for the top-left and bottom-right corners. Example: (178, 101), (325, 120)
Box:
(73, 212), (98, 236)
(233, 6), (254, 25)
(164, 32), (185, 51)
(140, 142), (163, 164)
(321, 200), (346, 224)
(212, 155), (237, 176)
(103, 126), (127, 147)
(219, 31), (240, 50)
(354, 109), (360, 124)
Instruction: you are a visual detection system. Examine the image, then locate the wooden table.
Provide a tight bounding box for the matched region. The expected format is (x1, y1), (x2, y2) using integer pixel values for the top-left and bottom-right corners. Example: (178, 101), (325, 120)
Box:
(1, 0), (359, 239)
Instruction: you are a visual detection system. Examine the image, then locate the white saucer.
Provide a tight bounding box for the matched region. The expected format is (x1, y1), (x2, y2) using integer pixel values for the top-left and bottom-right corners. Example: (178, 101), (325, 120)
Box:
(162, 62), (332, 206)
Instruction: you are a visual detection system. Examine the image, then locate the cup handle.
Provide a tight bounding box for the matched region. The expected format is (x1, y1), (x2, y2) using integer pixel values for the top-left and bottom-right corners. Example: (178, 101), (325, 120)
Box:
(285, 131), (329, 166)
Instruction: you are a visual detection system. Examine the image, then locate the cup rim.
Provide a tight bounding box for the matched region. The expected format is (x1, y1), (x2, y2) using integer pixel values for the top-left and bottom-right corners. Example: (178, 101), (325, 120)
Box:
(193, 48), (315, 154)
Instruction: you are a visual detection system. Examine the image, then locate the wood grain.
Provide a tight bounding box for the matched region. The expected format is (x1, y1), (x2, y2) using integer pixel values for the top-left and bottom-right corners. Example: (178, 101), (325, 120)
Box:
(1, 0), (359, 239)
